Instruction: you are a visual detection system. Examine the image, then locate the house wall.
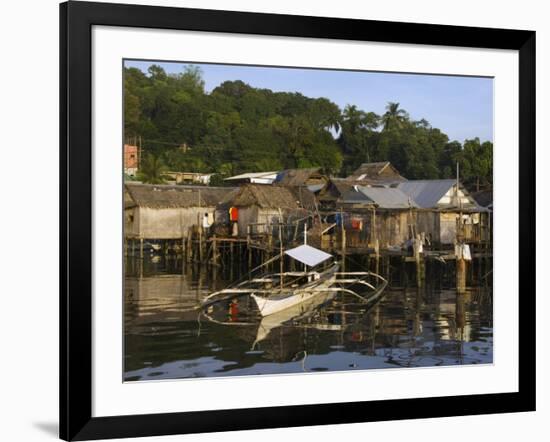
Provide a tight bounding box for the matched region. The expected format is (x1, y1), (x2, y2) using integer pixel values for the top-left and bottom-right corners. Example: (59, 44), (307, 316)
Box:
(373, 211), (411, 247)
(439, 212), (488, 245)
(257, 209), (284, 233)
(125, 206), (216, 239)
(416, 211), (441, 245)
(236, 206), (258, 236)
(440, 212), (458, 244)
(342, 209), (411, 248)
(236, 206), (284, 236)
(437, 187), (473, 207)
(124, 144), (139, 169)
(124, 207), (140, 238)
(238, 205), (294, 236)
(330, 207), (488, 249)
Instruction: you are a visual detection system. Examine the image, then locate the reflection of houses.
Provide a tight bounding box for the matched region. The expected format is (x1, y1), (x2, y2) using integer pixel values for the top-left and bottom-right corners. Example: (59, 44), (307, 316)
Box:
(124, 144), (140, 176)
(125, 275), (202, 319)
(224, 184), (316, 236)
(124, 183), (235, 240)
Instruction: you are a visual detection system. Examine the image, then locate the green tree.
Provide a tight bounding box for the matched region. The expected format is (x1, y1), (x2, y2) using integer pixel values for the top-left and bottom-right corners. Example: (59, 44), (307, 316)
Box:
(124, 65), (492, 187)
(137, 154), (168, 184)
(338, 105), (379, 174)
(381, 102), (409, 131)
(458, 138), (493, 190)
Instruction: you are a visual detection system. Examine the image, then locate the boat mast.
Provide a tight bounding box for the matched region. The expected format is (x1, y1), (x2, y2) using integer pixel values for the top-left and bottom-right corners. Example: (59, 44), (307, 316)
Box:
(303, 222), (307, 272)
(279, 209), (284, 289)
(279, 224), (284, 289)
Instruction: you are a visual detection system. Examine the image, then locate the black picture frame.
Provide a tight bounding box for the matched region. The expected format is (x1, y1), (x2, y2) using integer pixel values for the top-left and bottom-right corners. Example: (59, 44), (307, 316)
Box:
(60, 1), (536, 440)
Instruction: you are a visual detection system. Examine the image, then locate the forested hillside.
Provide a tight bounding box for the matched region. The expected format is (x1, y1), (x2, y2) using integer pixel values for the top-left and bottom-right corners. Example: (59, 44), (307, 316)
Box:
(124, 65), (493, 189)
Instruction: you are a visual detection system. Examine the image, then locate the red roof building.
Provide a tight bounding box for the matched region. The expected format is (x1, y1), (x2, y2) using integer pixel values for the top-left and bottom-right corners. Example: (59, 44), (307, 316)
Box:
(124, 144), (140, 176)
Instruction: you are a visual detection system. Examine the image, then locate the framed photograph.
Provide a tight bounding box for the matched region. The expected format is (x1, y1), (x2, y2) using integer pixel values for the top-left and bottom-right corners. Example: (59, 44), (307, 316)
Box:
(60, 1), (535, 440)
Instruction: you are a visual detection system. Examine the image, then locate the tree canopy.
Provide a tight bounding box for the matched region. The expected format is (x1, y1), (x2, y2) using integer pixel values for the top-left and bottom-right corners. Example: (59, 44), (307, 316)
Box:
(125, 65), (493, 188)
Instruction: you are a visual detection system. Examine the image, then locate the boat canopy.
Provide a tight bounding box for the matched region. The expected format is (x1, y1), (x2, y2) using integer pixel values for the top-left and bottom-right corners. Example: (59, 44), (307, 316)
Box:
(284, 244), (333, 267)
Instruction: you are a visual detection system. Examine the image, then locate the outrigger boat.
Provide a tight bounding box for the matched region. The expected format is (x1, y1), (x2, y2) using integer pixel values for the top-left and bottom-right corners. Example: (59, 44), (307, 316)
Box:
(201, 232), (388, 317)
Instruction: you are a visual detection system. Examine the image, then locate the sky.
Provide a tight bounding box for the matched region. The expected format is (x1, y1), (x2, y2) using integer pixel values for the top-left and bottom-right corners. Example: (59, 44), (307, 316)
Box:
(125, 60), (493, 143)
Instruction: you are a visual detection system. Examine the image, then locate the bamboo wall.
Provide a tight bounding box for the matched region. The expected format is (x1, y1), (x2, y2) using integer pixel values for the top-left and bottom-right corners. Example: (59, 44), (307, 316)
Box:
(125, 206), (216, 239)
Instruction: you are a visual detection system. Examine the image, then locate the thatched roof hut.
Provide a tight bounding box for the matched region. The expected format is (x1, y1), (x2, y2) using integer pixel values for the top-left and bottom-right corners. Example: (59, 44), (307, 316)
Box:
(124, 183), (236, 240)
(125, 183), (235, 209)
(347, 161), (406, 184)
(274, 167), (328, 190)
(225, 184), (316, 236)
(228, 184), (316, 211)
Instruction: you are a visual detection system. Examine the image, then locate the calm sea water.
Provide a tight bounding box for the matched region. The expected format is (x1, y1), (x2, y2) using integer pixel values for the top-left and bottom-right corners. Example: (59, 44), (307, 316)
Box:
(124, 255), (493, 381)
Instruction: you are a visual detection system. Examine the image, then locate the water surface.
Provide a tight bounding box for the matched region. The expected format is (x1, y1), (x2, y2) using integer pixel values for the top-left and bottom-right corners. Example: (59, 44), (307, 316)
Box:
(124, 256), (493, 380)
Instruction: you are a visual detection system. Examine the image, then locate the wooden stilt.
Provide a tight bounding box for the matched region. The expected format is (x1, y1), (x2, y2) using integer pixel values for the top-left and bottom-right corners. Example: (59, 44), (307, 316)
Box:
(414, 235), (425, 288)
(198, 226), (203, 263)
(185, 230), (192, 263)
(374, 239), (380, 276)
(456, 242), (467, 293)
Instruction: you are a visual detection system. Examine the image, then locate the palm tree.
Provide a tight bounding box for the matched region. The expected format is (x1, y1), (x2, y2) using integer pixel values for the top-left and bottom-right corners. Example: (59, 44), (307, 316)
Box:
(339, 105), (380, 162)
(136, 153), (168, 184)
(381, 102), (409, 131)
(342, 105), (365, 135)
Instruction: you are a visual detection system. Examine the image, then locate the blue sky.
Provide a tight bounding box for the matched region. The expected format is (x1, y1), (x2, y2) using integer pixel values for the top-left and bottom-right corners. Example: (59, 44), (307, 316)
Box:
(125, 60), (493, 143)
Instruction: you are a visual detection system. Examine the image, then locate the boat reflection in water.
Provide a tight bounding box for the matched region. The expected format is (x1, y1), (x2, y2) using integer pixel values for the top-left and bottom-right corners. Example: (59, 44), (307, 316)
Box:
(124, 256), (493, 381)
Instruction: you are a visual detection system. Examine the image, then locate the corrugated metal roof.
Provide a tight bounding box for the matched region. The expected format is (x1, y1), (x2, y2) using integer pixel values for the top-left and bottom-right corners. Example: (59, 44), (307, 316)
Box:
(472, 189), (493, 208)
(274, 168), (325, 186)
(224, 171), (278, 181)
(397, 180), (456, 208)
(357, 186), (418, 209)
(307, 183), (325, 193)
(285, 244), (333, 267)
(338, 186), (375, 204)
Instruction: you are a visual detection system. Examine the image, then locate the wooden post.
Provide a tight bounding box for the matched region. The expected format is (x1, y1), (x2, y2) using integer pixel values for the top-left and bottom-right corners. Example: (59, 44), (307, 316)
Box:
(279, 222), (284, 289)
(212, 235), (218, 265)
(186, 229), (192, 263)
(340, 209), (346, 269)
(247, 225), (252, 269)
(230, 241), (234, 280)
(139, 237), (144, 260)
(456, 243), (467, 293)
(199, 225), (204, 262)
(457, 257), (466, 293)
(374, 239), (380, 276)
(414, 234), (425, 288)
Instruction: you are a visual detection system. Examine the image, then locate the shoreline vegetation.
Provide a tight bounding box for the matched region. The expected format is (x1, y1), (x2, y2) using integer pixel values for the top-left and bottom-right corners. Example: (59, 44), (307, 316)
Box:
(125, 65), (492, 191)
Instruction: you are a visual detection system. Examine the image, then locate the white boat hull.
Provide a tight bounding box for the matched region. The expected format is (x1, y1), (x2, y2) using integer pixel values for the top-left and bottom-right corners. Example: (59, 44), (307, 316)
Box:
(251, 267), (338, 317)
(251, 291), (320, 317)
